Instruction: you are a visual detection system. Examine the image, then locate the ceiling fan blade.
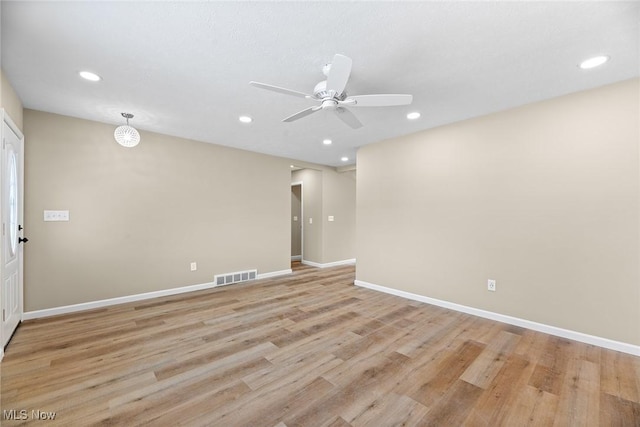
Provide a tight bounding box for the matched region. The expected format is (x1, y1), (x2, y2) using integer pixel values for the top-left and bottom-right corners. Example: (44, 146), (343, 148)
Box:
(249, 81), (313, 99)
(282, 106), (321, 122)
(344, 94), (413, 107)
(326, 54), (352, 96)
(334, 107), (363, 129)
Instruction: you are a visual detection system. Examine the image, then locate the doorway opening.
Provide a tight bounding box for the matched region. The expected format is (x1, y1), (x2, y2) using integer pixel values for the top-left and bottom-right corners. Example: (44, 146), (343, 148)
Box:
(291, 182), (303, 264)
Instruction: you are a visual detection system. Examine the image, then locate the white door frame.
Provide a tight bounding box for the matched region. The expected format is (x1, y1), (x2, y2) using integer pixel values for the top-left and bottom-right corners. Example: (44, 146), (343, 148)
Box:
(1, 109), (24, 361)
(291, 181), (303, 262)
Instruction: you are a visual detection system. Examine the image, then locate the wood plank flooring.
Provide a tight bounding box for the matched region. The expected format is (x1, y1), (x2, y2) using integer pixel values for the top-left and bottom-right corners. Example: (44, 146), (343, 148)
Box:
(1, 262), (639, 426)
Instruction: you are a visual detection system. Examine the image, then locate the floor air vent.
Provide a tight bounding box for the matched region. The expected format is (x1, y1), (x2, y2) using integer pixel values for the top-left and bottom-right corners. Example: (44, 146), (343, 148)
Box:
(214, 269), (257, 287)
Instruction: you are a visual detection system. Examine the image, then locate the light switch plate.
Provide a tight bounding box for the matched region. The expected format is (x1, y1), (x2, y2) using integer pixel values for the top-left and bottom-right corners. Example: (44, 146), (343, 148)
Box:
(328, 215), (335, 222)
(44, 210), (70, 222)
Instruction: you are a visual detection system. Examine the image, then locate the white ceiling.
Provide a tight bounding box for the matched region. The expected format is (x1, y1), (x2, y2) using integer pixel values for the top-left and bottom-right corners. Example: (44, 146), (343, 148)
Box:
(1, 1), (638, 167)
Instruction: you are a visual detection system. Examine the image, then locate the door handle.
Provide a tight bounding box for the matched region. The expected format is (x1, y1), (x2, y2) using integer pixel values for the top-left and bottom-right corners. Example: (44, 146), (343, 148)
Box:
(19, 237), (29, 244)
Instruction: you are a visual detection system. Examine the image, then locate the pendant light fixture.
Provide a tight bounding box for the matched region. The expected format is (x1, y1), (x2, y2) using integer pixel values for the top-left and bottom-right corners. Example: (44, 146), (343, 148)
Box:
(114, 113), (140, 147)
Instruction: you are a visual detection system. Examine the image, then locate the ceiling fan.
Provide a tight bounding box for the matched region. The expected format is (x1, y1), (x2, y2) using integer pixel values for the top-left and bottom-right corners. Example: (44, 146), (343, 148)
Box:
(250, 54), (413, 129)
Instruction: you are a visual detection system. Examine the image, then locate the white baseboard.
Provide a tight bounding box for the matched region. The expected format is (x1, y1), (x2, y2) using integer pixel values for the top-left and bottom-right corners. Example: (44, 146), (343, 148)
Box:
(302, 258), (356, 268)
(23, 281), (218, 320)
(257, 269), (292, 280)
(23, 269), (293, 321)
(291, 255), (302, 261)
(354, 279), (640, 357)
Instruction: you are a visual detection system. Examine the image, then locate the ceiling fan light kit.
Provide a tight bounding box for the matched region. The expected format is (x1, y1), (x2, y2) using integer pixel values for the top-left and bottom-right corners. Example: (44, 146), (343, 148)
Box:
(250, 54), (413, 129)
(114, 113), (140, 148)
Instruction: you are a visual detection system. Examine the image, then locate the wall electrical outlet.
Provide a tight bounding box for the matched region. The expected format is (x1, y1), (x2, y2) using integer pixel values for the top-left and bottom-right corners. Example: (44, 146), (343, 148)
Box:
(190, 262), (197, 271)
(487, 279), (496, 292)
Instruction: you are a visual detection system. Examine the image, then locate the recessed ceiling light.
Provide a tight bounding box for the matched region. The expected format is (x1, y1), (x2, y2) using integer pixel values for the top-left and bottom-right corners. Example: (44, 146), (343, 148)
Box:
(341, 156), (349, 162)
(238, 115), (253, 123)
(407, 112), (421, 120)
(79, 71), (101, 82)
(323, 139), (332, 145)
(579, 55), (609, 70)
(290, 165), (295, 168)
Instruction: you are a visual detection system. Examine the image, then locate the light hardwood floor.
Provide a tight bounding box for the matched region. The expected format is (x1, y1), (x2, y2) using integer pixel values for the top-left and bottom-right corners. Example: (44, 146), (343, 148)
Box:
(1, 262), (639, 426)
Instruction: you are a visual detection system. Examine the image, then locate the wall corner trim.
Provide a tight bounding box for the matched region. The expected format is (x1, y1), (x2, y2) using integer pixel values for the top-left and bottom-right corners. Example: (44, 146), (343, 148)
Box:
(354, 279), (640, 357)
(302, 258), (356, 268)
(22, 269), (293, 321)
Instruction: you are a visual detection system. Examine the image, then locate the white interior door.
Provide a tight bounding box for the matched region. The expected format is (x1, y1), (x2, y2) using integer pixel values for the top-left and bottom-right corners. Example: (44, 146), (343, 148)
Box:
(1, 113), (24, 349)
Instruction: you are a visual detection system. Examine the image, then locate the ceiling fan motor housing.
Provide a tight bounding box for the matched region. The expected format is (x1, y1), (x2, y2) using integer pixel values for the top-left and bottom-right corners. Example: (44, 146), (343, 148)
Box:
(313, 80), (347, 101)
(313, 80), (330, 98)
(321, 99), (338, 110)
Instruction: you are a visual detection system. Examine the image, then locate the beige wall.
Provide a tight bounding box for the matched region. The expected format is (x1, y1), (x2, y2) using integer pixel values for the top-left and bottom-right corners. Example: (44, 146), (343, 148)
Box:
(322, 169), (356, 263)
(357, 79), (640, 345)
(1, 69), (23, 130)
(24, 109), (291, 311)
(292, 167), (356, 264)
